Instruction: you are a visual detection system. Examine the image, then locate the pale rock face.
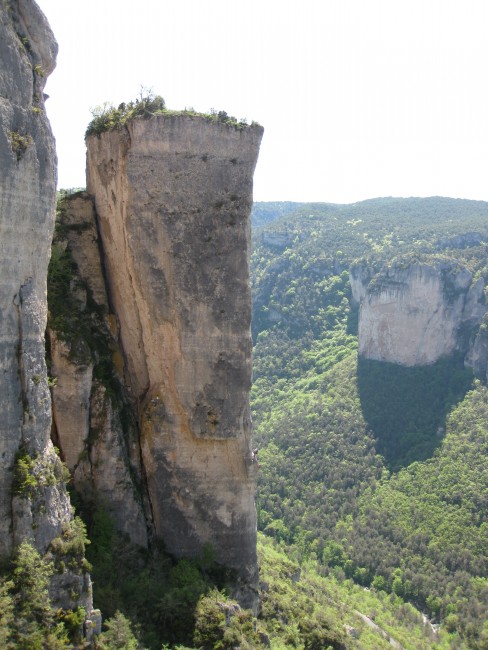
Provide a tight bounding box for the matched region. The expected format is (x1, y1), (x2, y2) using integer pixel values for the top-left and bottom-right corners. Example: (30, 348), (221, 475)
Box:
(349, 265), (371, 305)
(50, 333), (94, 471)
(351, 261), (487, 366)
(86, 115), (263, 607)
(10, 444), (73, 553)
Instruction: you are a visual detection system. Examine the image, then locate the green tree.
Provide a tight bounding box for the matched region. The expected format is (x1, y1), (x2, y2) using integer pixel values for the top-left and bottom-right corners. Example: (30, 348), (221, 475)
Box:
(98, 611), (139, 649)
(13, 542), (54, 626)
(10, 542), (69, 649)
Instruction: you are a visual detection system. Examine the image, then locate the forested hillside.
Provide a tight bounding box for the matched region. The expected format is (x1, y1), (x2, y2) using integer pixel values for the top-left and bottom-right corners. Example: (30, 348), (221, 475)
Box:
(251, 197), (488, 649)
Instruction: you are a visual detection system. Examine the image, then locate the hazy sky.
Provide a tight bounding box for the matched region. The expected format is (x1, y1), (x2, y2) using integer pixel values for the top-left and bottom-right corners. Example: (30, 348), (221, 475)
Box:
(36, 0), (488, 204)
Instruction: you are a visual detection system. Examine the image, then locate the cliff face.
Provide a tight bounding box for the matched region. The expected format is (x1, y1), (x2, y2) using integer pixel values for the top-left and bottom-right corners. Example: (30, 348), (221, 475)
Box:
(84, 115), (263, 606)
(1, 0), (63, 554)
(351, 260), (487, 367)
(0, 0), (91, 611)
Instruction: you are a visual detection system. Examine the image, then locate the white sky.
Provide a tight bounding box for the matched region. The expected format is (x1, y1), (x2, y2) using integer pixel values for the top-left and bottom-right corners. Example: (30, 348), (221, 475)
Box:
(36, 0), (488, 204)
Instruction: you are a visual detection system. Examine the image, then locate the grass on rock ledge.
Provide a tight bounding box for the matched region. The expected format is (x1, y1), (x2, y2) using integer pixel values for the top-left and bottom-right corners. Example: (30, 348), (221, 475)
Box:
(85, 90), (260, 137)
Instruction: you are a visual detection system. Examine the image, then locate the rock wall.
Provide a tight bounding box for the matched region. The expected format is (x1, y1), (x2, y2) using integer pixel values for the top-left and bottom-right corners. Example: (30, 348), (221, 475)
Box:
(85, 115), (263, 606)
(49, 192), (149, 547)
(351, 259), (487, 367)
(0, 0), (91, 611)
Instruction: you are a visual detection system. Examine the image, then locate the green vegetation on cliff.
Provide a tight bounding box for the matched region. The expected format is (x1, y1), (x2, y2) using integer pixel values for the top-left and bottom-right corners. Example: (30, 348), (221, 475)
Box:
(0, 542), (87, 648)
(85, 90), (257, 137)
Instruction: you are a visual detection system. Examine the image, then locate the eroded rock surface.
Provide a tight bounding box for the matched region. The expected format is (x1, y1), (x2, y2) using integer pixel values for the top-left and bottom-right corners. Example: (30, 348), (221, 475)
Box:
(86, 115), (263, 607)
(351, 260), (487, 367)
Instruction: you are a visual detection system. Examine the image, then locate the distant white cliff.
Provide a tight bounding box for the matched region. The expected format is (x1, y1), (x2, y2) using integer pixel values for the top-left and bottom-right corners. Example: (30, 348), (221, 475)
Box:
(350, 259), (487, 368)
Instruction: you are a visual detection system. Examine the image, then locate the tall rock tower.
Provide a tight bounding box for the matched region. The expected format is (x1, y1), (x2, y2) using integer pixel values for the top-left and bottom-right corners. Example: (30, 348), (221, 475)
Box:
(86, 114), (263, 606)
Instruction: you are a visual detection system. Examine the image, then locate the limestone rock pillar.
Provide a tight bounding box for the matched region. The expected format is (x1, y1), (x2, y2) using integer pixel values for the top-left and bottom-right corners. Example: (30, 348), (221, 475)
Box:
(87, 115), (263, 606)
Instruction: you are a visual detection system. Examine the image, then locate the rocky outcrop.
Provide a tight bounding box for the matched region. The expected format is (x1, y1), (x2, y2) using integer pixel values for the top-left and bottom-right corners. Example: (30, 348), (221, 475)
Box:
(85, 115), (263, 607)
(0, 0), (91, 611)
(350, 259), (487, 367)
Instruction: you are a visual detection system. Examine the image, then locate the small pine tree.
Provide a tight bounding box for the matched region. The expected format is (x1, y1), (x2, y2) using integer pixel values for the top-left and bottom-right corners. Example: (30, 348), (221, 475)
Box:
(99, 610), (139, 649)
(10, 542), (69, 649)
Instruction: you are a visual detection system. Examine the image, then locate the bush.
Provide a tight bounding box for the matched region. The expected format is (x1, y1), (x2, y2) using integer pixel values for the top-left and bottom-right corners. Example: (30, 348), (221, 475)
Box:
(49, 517), (91, 574)
(193, 589), (261, 650)
(12, 451), (38, 497)
(86, 91), (166, 136)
